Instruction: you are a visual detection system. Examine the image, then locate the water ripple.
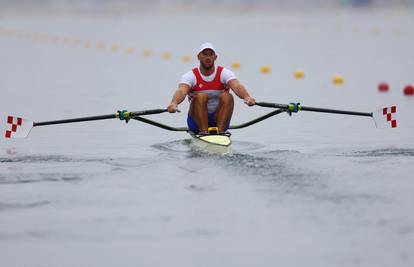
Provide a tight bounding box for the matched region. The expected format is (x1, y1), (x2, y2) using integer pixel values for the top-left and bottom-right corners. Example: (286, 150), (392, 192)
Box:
(0, 200), (50, 211)
(0, 173), (83, 185)
(0, 155), (76, 163)
(342, 148), (414, 157)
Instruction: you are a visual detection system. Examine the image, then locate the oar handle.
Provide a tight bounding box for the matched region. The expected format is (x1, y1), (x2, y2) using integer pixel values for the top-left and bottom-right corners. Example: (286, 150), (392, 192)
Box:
(130, 109), (167, 117)
(256, 102), (372, 117)
(255, 102), (289, 109)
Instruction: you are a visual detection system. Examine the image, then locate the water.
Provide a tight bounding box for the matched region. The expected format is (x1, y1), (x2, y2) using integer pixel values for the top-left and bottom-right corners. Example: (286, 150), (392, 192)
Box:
(1, 7), (414, 267)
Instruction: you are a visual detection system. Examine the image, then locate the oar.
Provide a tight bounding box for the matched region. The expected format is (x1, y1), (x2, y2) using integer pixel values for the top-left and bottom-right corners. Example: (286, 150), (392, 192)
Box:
(229, 109), (285, 129)
(255, 102), (397, 129)
(2, 109), (167, 139)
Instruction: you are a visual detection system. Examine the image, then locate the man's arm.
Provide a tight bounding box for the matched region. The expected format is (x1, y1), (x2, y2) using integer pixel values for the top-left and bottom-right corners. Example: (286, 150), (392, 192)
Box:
(167, 83), (191, 113)
(227, 79), (256, 106)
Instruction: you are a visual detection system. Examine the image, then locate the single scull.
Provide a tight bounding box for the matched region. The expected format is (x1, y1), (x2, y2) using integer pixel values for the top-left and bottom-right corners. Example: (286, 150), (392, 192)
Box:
(2, 102), (398, 154)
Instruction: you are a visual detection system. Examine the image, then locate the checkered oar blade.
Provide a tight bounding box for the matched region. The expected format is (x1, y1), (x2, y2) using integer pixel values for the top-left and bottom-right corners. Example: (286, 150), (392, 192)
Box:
(372, 106), (398, 129)
(1, 115), (34, 138)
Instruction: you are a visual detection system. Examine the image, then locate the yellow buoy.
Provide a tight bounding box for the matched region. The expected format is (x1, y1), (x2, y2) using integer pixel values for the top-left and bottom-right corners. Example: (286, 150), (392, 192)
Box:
(332, 75), (344, 85)
(353, 26), (360, 33)
(21, 31), (28, 39)
(46, 34), (53, 42)
(260, 65), (271, 74)
(143, 49), (152, 57)
(84, 41), (92, 48)
(32, 33), (43, 42)
(372, 27), (381, 35)
(96, 42), (105, 50)
(126, 47), (135, 54)
(231, 61), (241, 70)
(49, 35), (57, 43)
(71, 38), (80, 46)
(61, 37), (70, 45)
(162, 52), (171, 60)
(111, 44), (120, 52)
(393, 29), (401, 37)
(181, 54), (191, 63)
(294, 70), (305, 79)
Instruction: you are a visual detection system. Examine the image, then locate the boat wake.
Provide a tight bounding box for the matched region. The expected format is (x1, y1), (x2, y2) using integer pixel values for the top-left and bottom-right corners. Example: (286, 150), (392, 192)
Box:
(0, 154), (95, 163)
(340, 147), (414, 157)
(0, 142), (399, 206)
(153, 138), (267, 154)
(152, 139), (325, 195)
(151, 140), (389, 205)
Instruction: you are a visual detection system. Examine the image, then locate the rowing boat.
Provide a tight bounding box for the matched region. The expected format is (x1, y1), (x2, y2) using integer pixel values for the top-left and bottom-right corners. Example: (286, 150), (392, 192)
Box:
(2, 102), (397, 154)
(189, 132), (231, 146)
(188, 128), (232, 154)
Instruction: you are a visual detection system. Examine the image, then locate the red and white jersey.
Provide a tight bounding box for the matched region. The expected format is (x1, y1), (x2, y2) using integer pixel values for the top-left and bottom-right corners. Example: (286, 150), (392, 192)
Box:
(180, 66), (236, 113)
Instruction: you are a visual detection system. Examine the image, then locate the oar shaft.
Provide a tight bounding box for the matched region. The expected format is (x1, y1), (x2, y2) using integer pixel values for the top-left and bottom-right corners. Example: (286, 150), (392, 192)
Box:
(130, 109), (167, 117)
(300, 106), (372, 117)
(132, 116), (188, 131)
(34, 114), (116, 126)
(229, 109), (285, 129)
(33, 109), (168, 127)
(256, 102), (372, 117)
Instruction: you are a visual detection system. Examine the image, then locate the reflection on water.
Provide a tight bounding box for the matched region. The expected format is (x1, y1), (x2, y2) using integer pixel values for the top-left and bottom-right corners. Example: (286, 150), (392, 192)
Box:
(152, 138), (266, 155)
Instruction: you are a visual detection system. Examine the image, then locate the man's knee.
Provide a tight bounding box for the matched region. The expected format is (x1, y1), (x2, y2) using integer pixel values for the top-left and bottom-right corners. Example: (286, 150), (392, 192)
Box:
(193, 93), (209, 104)
(219, 92), (234, 104)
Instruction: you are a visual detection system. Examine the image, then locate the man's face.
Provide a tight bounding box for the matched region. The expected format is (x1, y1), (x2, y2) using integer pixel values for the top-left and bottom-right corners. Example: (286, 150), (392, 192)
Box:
(198, 49), (217, 69)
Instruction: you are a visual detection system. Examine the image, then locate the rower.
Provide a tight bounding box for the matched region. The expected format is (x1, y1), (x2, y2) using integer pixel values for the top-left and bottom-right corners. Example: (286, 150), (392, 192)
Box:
(166, 42), (256, 134)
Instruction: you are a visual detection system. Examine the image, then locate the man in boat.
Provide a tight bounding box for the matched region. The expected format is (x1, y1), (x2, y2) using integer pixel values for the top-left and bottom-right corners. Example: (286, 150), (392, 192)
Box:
(167, 42), (255, 134)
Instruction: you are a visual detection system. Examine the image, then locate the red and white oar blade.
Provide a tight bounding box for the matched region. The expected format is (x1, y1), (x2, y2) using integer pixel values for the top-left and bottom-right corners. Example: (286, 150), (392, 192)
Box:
(1, 115), (34, 139)
(372, 106), (398, 129)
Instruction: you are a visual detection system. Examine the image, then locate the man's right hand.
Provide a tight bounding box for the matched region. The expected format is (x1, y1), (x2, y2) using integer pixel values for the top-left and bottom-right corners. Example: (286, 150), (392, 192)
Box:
(167, 103), (178, 113)
(243, 96), (256, 106)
